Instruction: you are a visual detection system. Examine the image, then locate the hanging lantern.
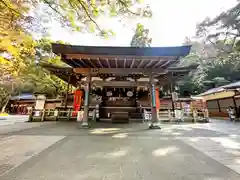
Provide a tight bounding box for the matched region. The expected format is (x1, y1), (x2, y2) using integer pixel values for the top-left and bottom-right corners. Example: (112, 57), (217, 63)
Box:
(107, 91), (112, 97)
(175, 86), (179, 91)
(144, 86), (148, 91)
(127, 91), (133, 97)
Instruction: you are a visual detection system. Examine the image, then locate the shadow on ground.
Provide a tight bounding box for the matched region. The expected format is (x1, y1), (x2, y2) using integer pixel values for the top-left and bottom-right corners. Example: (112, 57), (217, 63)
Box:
(9, 121), (226, 138)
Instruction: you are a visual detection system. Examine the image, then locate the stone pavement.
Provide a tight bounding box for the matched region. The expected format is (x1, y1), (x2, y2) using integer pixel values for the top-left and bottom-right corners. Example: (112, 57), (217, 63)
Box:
(0, 115), (28, 126)
(0, 120), (240, 180)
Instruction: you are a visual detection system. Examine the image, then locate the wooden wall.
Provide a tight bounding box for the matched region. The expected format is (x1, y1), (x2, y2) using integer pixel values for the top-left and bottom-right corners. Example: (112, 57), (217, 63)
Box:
(206, 96), (240, 117)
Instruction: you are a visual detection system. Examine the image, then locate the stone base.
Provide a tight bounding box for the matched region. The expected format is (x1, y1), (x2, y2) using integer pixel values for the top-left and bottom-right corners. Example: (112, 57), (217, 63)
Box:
(79, 122), (90, 129)
(149, 123), (161, 129)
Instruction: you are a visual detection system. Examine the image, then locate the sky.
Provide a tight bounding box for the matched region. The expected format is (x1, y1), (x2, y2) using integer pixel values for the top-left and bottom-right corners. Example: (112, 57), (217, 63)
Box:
(49, 0), (238, 47)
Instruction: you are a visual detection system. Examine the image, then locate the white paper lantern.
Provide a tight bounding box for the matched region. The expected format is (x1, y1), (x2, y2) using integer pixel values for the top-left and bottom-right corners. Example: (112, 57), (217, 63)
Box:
(106, 91), (112, 97)
(127, 91), (133, 97)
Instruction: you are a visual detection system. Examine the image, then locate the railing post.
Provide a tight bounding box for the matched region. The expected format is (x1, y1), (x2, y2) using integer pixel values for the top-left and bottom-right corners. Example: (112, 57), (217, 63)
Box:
(54, 109), (58, 121)
(67, 109), (71, 121)
(28, 108), (33, 122)
(96, 104), (99, 122)
(77, 111), (81, 122)
(168, 109), (171, 121)
(47, 109), (51, 116)
(41, 109), (46, 122)
(193, 110), (197, 123)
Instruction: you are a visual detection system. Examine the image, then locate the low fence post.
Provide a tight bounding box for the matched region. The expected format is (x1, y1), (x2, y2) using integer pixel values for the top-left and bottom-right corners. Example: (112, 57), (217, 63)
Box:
(47, 109), (51, 116)
(77, 111), (83, 122)
(168, 110), (171, 121)
(41, 109), (46, 122)
(193, 110), (197, 123)
(67, 109), (71, 120)
(28, 108), (33, 122)
(96, 104), (99, 122)
(54, 109), (58, 121)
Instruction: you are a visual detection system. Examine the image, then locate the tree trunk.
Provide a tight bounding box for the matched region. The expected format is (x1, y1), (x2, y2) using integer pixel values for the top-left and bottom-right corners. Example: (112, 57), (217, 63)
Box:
(1, 95), (10, 113)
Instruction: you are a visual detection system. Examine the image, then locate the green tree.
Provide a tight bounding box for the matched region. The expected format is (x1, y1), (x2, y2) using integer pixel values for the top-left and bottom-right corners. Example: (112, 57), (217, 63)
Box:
(196, 2), (240, 53)
(23, 38), (68, 97)
(179, 36), (240, 96)
(195, 2), (240, 89)
(40, 0), (152, 35)
(130, 23), (152, 47)
(1, 0), (152, 35)
(0, 0), (36, 111)
(0, 0), (152, 111)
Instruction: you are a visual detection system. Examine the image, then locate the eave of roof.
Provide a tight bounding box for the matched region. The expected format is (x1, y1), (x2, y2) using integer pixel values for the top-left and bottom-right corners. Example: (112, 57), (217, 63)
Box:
(41, 63), (82, 86)
(196, 80), (240, 97)
(11, 94), (36, 100)
(197, 87), (225, 97)
(222, 81), (240, 89)
(51, 44), (192, 69)
(52, 44), (192, 57)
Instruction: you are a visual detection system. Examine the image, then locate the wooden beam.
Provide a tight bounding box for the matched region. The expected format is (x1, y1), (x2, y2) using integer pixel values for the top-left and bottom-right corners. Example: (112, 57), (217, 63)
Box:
(87, 58), (97, 68)
(130, 58), (135, 68)
(92, 80), (150, 87)
(123, 58), (126, 68)
(65, 54), (177, 61)
(73, 68), (91, 75)
(145, 60), (153, 68)
(79, 58), (89, 67)
(160, 60), (171, 68)
(61, 58), (75, 67)
(115, 58), (118, 68)
(154, 59), (163, 68)
(69, 59), (81, 67)
(97, 58), (104, 68)
(73, 68), (167, 75)
(168, 69), (191, 73)
(106, 58), (111, 68)
(137, 59), (144, 68)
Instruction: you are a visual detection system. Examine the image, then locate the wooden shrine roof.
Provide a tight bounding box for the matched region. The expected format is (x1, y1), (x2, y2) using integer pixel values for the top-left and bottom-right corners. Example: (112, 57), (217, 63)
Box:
(52, 44), (191, 69)
(42, 63), (82, 86)
(42, 63), (197, 87)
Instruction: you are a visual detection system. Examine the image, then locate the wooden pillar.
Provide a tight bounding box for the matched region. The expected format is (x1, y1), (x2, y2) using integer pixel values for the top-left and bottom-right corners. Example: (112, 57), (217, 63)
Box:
(170, 84), (175, 112)
(82, 74), (91, 128)
(217, 99), (221, 112)
(233, 96), (237, 116)
(149, 74), (161, 129)
(64, 75), (71, 109)
(28, 108), (33, 122)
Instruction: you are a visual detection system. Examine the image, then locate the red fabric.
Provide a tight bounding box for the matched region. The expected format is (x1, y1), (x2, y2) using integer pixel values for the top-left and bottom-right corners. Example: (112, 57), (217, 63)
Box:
(72, 90), (82, 116)
(155, 88), (160, 110)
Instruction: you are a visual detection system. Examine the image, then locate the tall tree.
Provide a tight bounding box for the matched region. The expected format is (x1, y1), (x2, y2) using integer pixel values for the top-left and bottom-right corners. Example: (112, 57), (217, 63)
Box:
(0, 0), (152, 110)
(24, 38), (68, 97)
(177, 2), (240, 96)
(196, 2), (240, 53)
(1, 0), (152, 35)
(130, 23), (152, 47)
(40, 0), (152, 35)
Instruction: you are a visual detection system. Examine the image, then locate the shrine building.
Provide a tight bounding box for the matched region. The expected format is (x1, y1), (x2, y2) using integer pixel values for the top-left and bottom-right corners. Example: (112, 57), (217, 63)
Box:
(42, 44), (192, 128)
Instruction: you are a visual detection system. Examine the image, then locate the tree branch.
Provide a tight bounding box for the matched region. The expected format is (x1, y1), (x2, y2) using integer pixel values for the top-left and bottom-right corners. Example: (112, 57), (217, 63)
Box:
(118, 0), (140, 16)
(42, 0), (67, 21)
(76, 0), (102, 32)
(0, 0), (21, 16)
